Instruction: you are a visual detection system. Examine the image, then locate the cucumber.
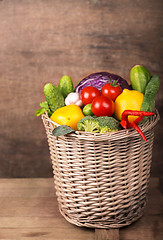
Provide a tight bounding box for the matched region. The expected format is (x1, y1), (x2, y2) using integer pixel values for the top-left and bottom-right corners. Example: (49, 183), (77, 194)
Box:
(44, 83), (65, 112)
(130, 65), (151, 94)
(58, 75), (74, 98)
(141, 74), (160, 112)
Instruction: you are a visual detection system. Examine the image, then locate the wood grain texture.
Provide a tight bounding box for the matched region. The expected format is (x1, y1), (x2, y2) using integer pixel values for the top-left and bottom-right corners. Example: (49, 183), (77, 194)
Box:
(0, 0), (162, 177)
(95, 229), (119, 240)
(0, 177), (162, 240)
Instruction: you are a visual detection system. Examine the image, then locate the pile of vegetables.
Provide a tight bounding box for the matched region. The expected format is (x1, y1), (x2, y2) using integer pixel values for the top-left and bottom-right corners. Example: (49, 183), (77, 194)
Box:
(35, 65), (160, 141)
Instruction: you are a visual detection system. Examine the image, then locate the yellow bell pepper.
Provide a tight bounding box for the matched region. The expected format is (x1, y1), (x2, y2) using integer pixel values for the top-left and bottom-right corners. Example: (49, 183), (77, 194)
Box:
(50, 104), (84, 130)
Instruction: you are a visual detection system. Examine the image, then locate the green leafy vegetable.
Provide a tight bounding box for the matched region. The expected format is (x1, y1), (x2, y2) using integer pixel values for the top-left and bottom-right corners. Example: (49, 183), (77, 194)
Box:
(52, 125), (75, 137)
(35, 101), (52, 117)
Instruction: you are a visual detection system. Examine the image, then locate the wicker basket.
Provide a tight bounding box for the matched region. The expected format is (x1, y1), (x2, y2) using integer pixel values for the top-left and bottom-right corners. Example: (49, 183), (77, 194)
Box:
(42, 110), (159, 229)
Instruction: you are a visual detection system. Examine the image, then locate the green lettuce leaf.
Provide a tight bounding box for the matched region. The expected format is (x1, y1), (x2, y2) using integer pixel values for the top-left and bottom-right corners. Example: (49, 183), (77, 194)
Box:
(52, 125), (75, 137)
(35, 101), (52, 117)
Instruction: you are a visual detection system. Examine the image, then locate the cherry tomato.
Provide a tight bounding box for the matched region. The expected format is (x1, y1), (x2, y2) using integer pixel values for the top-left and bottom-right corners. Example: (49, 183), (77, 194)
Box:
(91, 96), (114, 117)
(101, 83), (122, 101)
(80, 86), (101, 105)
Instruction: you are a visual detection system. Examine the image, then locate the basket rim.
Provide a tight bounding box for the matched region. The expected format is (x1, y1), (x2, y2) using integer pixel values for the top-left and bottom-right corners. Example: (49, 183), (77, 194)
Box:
(42, 109), (160, 141)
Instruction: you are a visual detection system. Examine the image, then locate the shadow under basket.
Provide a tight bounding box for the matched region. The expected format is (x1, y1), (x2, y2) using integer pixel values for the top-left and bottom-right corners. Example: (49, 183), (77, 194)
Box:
(42, 110), (160, 229)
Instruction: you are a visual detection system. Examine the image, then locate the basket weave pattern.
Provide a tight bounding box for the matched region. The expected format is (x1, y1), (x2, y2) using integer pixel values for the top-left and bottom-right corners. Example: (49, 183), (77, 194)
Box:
(42, 111), (159, 229)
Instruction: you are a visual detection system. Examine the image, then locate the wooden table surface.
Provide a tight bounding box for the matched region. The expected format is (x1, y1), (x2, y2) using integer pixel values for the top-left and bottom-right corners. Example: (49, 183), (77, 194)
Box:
(0, 177), (162, 240)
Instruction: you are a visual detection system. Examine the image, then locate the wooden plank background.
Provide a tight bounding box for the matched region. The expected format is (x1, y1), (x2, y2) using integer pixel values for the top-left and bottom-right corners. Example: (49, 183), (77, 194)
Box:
(0, 0), (162, 178)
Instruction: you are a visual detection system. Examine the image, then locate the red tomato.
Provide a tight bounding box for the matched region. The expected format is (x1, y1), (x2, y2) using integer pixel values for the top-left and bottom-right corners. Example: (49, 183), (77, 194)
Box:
(101, 83), (122, 101)
(80, 86), (101, 105)
(91, 96), (114, 117)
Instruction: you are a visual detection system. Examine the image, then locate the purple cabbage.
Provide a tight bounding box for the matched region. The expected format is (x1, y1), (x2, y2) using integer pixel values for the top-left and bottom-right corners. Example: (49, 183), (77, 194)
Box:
(75, 72), (131, 94)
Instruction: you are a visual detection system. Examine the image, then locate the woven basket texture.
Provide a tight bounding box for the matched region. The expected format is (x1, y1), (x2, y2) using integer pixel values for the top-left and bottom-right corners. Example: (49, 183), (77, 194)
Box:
(42, 110), (159, 229)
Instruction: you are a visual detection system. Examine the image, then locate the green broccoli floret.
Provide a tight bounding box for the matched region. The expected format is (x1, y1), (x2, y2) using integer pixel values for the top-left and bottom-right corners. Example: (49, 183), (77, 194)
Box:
(77, 116), (101, 133)
(77, 116), (121, 133)
(97, 116), (121, 133)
